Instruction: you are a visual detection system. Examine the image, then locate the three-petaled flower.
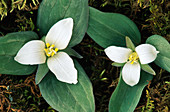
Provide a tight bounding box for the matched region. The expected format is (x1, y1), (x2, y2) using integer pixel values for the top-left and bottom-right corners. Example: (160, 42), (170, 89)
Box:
(104, 39), (159, 86)
(14, 18), (78, 84)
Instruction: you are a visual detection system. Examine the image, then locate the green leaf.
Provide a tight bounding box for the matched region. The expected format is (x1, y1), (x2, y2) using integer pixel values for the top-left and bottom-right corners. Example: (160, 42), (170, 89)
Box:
(38, 60), (95, 112)
(87, 7), (141, 48)
(146, 35), (170, 72)
(109, 70), (153, 112)
(112, 62), (125, 67)
(126, 36), (135, 51)
(141, 64), (156, 75)
(62, 48), (83, 59)
(35, 63), (49, 84)
(0, 31), (38, 75)
(37, 0), (89, 47)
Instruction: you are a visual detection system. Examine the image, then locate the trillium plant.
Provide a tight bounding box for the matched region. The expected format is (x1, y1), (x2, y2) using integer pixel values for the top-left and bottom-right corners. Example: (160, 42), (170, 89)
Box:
(0, 0), (95, 111)
(87, 7), (169, 112)
(14, 18), (78, 84)
(105, 37), (159, 86)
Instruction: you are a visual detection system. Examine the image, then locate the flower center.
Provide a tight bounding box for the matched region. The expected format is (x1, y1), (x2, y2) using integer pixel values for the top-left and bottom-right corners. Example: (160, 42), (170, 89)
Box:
(44, 43), (58, 57)
(128, 52), (139, 64)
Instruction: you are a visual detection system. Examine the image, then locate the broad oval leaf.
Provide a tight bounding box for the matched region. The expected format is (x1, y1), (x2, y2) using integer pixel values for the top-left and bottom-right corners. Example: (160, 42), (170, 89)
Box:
(38, 60), (95, 112)
(0, 31), (38, 75)
(87, 7), (141, 48)
(37, 0), (89, 47)
(146, 35), (170, 72)
(109, 70), (153, 112)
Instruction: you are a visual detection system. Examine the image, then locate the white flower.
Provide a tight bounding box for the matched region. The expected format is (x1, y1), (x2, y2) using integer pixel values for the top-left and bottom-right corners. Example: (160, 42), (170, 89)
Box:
(14, 18), (78, 84)
(104, 44), (159, 86)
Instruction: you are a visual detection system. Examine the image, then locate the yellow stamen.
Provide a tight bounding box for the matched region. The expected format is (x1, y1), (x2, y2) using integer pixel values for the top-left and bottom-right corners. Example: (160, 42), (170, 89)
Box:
(44, 48), (48, 53)
(51, 52), (55, 57)
(128, 52), (139, 64)
(55, 48), (58, 52)
(47, 53), (51, 57)
(44, 43), (58, 57)
(46, 43), (50, 48)
(51, 44), (55, 48)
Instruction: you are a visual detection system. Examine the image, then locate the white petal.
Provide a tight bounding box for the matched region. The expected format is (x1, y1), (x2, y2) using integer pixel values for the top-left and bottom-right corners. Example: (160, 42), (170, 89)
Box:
(14, 40), (46, 65)
(104, 46), (132, 63)
(47, 52), (77, 84)
(122, 62), (141, 86)
(45, 18), (73, 50)
(135, 44), (159, 64)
